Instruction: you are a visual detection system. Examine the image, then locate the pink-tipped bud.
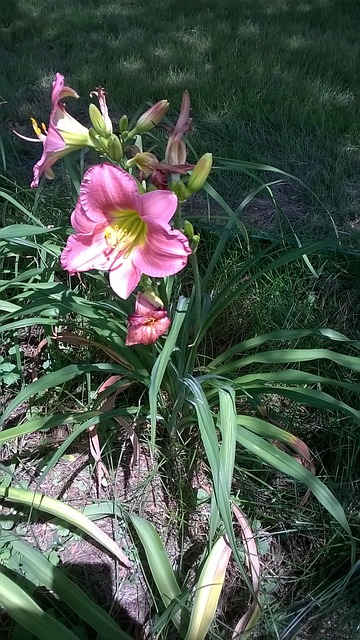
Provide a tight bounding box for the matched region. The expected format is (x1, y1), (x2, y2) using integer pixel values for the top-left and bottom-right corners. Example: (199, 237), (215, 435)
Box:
(135, 100), (169, 133)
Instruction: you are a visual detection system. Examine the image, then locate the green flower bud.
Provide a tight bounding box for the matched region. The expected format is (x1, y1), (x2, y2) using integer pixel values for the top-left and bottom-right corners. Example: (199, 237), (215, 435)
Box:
(186, 153), (213, 195)
(89, 127), (108, 153)
(183, 220), (195, 239)
(172, 180), (187, 202)
(119, 114), (129, 133)
(89, 103), (109, 137)
(107, 134), (123, 162)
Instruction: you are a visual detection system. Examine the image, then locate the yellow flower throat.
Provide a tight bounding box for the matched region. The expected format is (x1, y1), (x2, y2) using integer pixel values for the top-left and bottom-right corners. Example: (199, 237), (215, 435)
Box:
(104, 210), (147, 257)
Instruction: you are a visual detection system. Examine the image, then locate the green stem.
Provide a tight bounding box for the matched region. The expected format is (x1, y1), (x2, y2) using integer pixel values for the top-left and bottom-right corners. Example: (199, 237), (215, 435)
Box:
(185, 251), (202, 375)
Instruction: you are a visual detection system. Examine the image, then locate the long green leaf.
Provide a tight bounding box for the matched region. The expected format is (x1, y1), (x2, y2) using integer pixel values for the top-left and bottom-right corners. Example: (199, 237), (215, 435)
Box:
(0, 570), (78, 640)
(212, 348), (360, 376)
(232, 370), (360, 393)
(216, 388), (237, 534)
(0, 191), (45, 226)
(0, 363), (141, 425)
(236, 414), (310, 460)
(149, 296), (188, 450)
(0, 225), (62, 239)
(237, 384), (360, 424)
(130, 514), (182, 629)
(0, 487), (131, 568)
(183, 377), (250, 588)
(236, 427), (353, 540)
(6, 535), (132, 640)
(0, 317), (58, 332)
(208, 328), (360, 367)
(0, 408), (137, 445)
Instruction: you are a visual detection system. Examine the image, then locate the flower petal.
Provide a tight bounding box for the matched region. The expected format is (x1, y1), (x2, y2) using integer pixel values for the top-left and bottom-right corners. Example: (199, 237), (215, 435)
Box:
(109, 259), (142, 299)
(70, 202), (101, 235)
(79, 164), (141, 223)
(133, 225), (191, 277)
(139, 189), (178, 224)
(60, 230), (114, 274)
(125, 315), (171, 346)
(52, 72), (79, 104)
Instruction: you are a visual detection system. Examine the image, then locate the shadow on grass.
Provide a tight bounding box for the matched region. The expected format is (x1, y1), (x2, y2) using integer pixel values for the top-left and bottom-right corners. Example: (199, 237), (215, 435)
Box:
(0, 563), (146, 639)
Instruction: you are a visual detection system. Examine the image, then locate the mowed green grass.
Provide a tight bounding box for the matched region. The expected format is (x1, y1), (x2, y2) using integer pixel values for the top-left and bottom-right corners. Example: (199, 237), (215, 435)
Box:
(1, 0), (360, 238)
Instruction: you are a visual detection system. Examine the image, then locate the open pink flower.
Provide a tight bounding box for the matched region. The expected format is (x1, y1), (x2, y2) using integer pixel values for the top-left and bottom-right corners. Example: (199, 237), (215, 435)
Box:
(15, 73), (93, 188)
(125, 292), (171, 346)
(60, 163), (191, 299)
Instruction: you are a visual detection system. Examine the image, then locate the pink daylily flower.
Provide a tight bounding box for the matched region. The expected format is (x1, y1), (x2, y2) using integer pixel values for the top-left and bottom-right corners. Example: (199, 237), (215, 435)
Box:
(15, 73), (93, 188)
(165, 90), (192, 166)
(60, 163), (191, 299)
(125, 292), (171, 346)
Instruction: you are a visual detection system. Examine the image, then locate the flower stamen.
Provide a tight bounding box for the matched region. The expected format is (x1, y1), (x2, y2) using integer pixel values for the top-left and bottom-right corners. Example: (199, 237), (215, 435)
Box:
(104, 211), (147, 257)
(31, 118), (42, 138)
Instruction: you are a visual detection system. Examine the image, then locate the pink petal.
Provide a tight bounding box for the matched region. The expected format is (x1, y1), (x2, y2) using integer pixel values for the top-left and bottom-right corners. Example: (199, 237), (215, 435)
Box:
(44, 113), (67, 152)
(31, 150), (63, 188)
(60, 230), (115, 273)
(52, 73), (79, 105)
(139, 189), (178, 224)
(109, 259), (142, 299)
(133, 293), (159, 317)
(133, 225), (191, 277)
(70, 201), (101, 235)
(126, 315), (171, 346)
(174, 90), (191, 136)
(79, 164), (141, 224)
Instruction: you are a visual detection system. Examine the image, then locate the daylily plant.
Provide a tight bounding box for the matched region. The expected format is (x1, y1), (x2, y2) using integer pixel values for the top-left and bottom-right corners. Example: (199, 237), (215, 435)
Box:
(11, 73), (359, 640)
(19, 74), (211, 341)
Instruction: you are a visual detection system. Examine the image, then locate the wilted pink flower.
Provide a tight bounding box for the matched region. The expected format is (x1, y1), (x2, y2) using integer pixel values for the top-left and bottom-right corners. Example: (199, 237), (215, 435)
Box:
(15, 73), (93, 188)
(129, 151), (193, 190)
(165, 90), (192, 166)
(60, 163), (191, 299)
(125, 292), (171, 346)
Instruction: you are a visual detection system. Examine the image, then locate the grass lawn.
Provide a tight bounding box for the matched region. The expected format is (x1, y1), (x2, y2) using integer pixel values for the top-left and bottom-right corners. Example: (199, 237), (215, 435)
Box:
(1, 0), (360, 241)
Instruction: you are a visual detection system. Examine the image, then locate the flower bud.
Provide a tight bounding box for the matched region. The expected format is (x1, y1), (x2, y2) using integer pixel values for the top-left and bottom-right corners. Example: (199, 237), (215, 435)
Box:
(186, 153), (212, 195)
(88, 127), (109, 153)
(90, 87), (113, 135)
(172, 180), (187, 201)
(135, 100), (169, 133)
(107, 134), (123, 162)
(182, 220), (195, 239)
(142, 287), (164, 308)
(89, 103), (109, 137)
(119, 114), (129, 133)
